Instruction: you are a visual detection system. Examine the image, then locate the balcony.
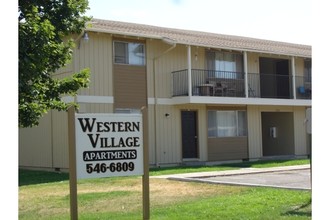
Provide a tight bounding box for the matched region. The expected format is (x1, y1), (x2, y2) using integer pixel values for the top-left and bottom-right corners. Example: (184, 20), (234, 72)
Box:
(172, 69), (311, 100)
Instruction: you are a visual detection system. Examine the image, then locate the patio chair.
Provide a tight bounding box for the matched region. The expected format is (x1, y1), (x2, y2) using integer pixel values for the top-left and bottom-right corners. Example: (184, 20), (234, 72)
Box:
(208, 81), (227, 96)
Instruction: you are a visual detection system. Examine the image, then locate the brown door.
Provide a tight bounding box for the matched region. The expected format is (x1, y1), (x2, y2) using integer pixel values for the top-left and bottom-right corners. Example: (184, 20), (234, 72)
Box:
(181, 111), (198, 159)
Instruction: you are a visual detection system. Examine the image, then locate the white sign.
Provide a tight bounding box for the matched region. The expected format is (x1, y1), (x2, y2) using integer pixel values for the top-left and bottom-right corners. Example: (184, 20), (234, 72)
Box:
(75, 113), (143, 179)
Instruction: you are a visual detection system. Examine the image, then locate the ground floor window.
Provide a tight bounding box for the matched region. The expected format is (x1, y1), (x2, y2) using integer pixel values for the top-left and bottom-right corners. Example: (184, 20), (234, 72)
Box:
(208, 110), (247, 137)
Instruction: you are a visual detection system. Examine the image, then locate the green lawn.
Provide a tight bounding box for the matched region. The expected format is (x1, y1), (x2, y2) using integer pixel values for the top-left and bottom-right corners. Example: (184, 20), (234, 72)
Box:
(19, 159), (311, 219)
(149, 158), (310, 176)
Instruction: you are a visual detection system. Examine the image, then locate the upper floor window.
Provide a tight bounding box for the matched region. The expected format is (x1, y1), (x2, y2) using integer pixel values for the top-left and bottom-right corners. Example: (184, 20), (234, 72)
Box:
(114, 41), (145, 65)
(206, 50), (243, 78)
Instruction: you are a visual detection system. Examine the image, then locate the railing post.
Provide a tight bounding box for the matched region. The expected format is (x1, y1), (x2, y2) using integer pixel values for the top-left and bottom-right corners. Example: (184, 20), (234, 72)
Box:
(291, 56), (296, 99)
(243, 51), (248, 97)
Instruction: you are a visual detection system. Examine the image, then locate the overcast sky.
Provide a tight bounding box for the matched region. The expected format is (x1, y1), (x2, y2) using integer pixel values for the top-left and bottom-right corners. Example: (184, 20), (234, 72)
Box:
(86, 0), (312, 45)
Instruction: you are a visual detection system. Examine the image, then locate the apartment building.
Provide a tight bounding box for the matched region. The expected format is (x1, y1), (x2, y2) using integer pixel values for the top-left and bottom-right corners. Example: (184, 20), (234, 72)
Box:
(19, 19), (311, 169)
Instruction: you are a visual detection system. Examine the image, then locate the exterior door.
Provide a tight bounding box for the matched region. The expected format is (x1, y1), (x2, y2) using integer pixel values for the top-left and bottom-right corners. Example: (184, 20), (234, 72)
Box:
(181, 111), (198, 159)
(261, 112), (294, 156)
(259, 57), (290, 98)
(276, 60), (290, 99)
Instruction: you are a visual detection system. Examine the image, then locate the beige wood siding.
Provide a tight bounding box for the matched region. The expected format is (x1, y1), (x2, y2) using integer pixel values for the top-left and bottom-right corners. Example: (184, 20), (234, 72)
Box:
(78, 103), (113, 113)
(19, 113), (52, 168)
(148, 104), (207, 165)
(113, 64), (147, 109)
(293, 106), (308, 155)
(295, 57), (305, 76)
(247, 53), (261, 97)
(259, 105), (294, 112)
(155, 105), (182, 164)
(74, 32), (113, 96)
(146, 42), (204, 99)
(147, 105), (156, 165)
(247, 52), (259, 73)
(247, 105), (263, 159)
(52, 111), (69, 168)
(208, 137), (248, 161)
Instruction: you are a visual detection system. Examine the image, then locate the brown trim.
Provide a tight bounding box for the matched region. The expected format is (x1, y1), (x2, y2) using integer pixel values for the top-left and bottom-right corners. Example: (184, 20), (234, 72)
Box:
(113, 63), (147, 110)
(208, 137), (248, 161)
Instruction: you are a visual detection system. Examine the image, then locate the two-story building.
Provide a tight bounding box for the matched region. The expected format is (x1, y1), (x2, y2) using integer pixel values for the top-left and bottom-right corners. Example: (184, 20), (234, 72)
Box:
(19, 19), (311, 170)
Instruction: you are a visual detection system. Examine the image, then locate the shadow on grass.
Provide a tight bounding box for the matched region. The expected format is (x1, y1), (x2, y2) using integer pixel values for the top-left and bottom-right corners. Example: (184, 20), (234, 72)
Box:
(19, 169), (69, 186)
(283, 198), (311, 217)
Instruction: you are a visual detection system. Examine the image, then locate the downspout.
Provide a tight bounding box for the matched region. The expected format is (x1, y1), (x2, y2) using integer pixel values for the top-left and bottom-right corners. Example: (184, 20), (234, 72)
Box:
(153, 37), (176, 167)
(291, 56), (296, 99)
(243, 51), (248, 98)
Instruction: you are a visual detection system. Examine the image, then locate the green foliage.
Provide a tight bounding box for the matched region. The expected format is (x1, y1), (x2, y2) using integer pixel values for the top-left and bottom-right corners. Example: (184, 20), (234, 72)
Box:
(18, 0), (91, 127)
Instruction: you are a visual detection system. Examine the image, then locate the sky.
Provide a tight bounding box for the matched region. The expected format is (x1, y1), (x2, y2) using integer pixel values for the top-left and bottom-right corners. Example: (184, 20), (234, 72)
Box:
(86, 0), (312, 45)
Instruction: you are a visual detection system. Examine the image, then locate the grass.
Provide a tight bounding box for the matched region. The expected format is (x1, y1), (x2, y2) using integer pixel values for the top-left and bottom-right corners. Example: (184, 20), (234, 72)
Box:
(19, 159), (311, 219)
(149, 158), (310, 176)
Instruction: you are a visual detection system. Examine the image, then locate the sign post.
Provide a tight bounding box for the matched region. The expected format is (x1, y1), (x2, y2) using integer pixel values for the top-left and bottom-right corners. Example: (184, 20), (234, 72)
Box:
(141, 106), (150, 220)
(68, 106), (78, 220)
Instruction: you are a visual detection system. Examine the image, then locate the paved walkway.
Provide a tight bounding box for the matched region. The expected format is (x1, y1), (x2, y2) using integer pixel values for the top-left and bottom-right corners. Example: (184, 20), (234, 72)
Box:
(154, 164), (311, 190)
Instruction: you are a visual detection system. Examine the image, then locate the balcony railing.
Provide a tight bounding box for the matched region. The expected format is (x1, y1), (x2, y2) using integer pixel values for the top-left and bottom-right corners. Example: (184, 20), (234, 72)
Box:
(295, 76), (312, 100)
(172, 69), (311, 100)
(248, 73), (293, 99)
(173, 69), (245, 97)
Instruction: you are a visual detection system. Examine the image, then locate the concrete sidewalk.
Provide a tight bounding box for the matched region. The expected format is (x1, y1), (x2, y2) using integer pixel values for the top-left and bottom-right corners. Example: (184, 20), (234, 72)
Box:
(153, 164), (311, 190)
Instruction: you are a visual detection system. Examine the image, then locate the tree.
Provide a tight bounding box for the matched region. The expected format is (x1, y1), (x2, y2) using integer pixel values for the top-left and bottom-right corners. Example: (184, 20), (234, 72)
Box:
(19, 0), (91, 127)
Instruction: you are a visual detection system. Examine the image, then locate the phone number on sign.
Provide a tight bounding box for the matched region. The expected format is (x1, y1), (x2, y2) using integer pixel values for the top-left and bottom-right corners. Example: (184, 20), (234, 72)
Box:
(86, 162), (135, 173)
